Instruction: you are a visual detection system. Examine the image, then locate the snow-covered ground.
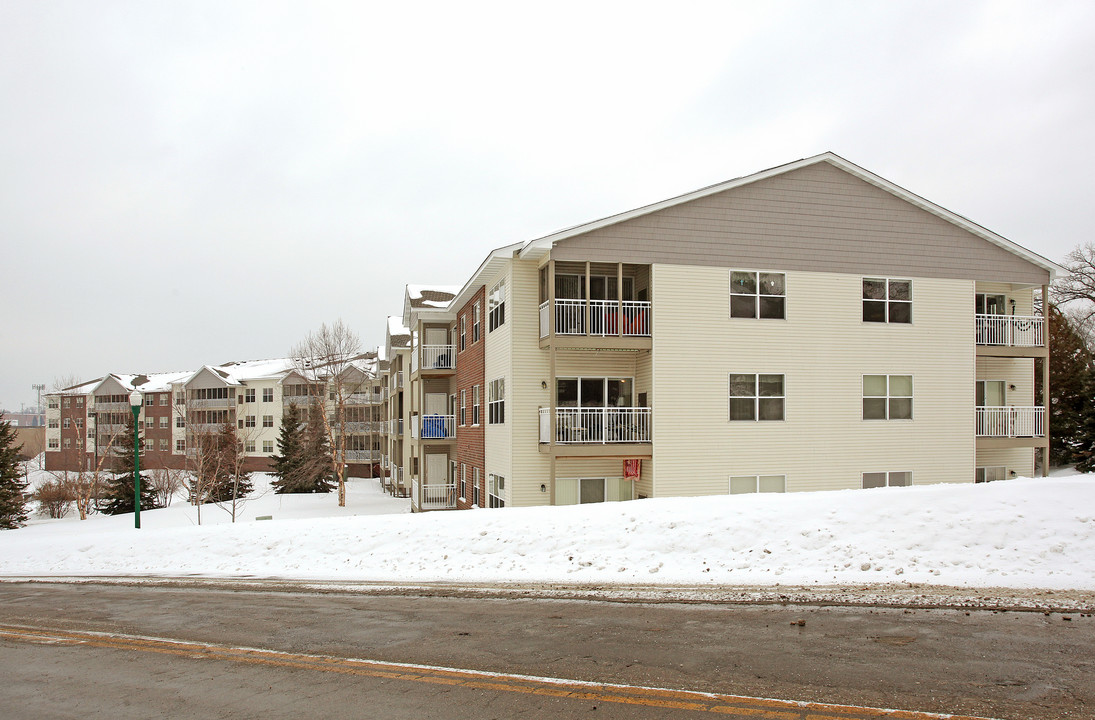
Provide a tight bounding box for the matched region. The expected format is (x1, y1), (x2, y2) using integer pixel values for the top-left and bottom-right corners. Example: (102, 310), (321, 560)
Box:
(2, 472), (1094, 595)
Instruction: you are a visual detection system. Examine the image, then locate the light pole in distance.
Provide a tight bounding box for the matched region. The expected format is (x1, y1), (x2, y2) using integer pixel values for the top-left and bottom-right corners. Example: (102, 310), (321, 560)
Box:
(129, 390), (143, 529)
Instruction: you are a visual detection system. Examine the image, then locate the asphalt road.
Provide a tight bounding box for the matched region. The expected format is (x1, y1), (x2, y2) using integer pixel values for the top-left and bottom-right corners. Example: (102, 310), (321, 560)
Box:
(0, 581), (1091, 719)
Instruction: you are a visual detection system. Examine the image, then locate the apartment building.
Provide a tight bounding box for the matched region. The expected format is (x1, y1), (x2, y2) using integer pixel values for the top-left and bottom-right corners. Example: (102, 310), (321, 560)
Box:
(383, 152), (1062, 511)
(44, 356), (384, 477)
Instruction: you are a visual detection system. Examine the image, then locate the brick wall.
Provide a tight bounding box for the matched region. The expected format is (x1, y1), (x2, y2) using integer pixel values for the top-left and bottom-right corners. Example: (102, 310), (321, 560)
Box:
(454, 286), (486, 508)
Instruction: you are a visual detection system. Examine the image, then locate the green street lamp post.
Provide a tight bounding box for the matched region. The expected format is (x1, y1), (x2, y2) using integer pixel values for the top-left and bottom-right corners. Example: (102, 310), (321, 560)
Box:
(129, 389), (143, 529)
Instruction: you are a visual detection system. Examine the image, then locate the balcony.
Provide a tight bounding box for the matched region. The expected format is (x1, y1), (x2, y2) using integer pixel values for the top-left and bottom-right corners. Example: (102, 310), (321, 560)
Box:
(414, 479), (457, 511)
(345, 392), (383, 405)
(93, 401), (128, 413)
(976, 406), (1046, 448)
(413, 414), (455, 440)
(344, 450), (379, 463)
(539, 407), (652, 447)
(187, 397), (234, 410)
(539, 300), (651, 350)
(975, 315), (1046, 356)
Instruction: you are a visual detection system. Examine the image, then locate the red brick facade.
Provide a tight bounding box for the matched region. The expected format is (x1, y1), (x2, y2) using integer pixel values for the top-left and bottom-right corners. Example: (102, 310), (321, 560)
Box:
(454, 286), (486, 508)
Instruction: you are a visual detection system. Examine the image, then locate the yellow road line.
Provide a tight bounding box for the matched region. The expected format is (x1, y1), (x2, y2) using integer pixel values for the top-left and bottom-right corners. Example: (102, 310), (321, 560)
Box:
(0, 624), (998, 720)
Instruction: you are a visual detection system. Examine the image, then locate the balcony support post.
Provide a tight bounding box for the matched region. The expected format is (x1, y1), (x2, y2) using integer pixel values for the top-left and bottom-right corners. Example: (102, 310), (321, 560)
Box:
(584, 261), (591, 337)
(548, 259), (556, 341)
(617, 262), (624, 338)
(1043, 283), (1050, 477)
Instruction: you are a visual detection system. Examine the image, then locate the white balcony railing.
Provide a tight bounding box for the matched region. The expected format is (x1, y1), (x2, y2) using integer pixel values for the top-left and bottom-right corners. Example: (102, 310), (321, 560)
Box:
(344, 450), (379, 462)
(346, 392), (383, 405)
(419, 414), (456, 439)
(93, 401), (129, 413)
(187, 397), (234, 409)
(976, 406), (1046, 438)
(542, 299), (652, 338)
(975, 314), (1044, 347)
(420, 482), (457, 510)
(419, 344), (455, 371)
(538, 407), (652, 444)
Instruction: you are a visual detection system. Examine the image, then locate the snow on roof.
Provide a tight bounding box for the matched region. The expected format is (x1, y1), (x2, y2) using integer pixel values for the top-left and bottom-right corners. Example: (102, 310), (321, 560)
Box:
(215, 357), (298, 383)
(406, 284), (461, 309)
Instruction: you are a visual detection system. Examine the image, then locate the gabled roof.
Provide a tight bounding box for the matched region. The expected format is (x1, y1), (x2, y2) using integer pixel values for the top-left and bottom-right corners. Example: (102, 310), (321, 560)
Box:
(517, 152), (1065, 279)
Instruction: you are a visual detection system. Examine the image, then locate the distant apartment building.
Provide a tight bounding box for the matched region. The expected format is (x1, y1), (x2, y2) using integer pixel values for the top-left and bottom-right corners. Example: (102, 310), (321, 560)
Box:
(375, 152), (1062, 511)
(44, 357), (385, 477)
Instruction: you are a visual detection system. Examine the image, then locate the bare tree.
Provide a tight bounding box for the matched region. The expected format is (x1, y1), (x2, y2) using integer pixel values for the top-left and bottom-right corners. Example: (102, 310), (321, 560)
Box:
(149, 467), (185, 508)
(291, 320), (370, 507)
(32, 477), (74, 518)
(1054, 242), (1095, 323)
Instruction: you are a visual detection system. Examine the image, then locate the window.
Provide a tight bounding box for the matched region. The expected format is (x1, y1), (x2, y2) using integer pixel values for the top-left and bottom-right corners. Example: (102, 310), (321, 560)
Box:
(244, 388), (256, 403)
(729, 475), (786, 494)
(176, 439), (186, 452)
(176, 415), (185, 428)
(488, 378), (505, 424)
(460, 464), (467, 500)
(489, 279), (506, 331)
(245, 415), (256, 428)
(63, 398), (70, 408)
(145, 395), (154, 406)
(245, 440), (256, 453)
(158, 438), (168, 452)
(862, 471), (912, 489)
(48, 438), (59, 449)
(728, 374), (785, 421)
(63, 438), (71, 449)
(459, 315), (466, 352)
(730, 271), (785, 319)
(145, 416), (154, 428)
(76, 397), (83, 407)
(473, 302), (481, 342)
(263, 415), (274, 428)
(460, 390), (467, 426)
(473, 468), (481, 506)
(863, 278), (911, 323)
(863, 375), (912, 420)
(160, 395), (168, 406)
(472, 385), (480, 425)
(159, 416), (169, 428)
(48, 399), (59, 409)
(49, 419), (59, 428)
(63, 418), (71, 429)
(237, 419), (244, 429)
(976, 466), (1007, 483)
(262, 388), (274, 402)
(488, 474), (505, 508)
(75, 418), (83, 429)
(175, 393), (185, 406)
(263, 440), (274, 453)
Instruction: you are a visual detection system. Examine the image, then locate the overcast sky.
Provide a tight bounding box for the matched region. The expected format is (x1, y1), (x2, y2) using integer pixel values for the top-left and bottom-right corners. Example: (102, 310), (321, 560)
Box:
(2, 0), (1093, 411)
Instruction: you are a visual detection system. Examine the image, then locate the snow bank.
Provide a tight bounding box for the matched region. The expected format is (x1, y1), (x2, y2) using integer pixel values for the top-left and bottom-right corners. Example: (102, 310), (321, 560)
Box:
(2, 476), (1093, 590)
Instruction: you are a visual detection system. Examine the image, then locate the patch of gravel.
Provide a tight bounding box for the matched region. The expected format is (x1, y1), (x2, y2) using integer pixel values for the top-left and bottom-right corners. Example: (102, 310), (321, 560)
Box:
(5, 576), (1094, 613)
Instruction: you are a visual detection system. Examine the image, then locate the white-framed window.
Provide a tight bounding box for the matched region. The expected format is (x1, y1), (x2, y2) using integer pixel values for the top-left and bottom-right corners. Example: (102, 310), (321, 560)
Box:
(473, 467), (481, 506)
(158, 438), (168, 452)
(460, 390), (466, 426)
(863, 375), (912, 420)
(48, 438), (59, 449)
(63, 438), (71, 449)
(729, 475), (786, 494)
(48, 399), (59, 409)
(245, 415), (256, 428)
(176, 415), (185, 428)
(730, 271), (785, 319)
(472, 385), (480, 425)
(245, 440), (256, 453)
(489, 279), (506, 331)
(863, 278), (912, 323)
(460, 464), (467, 501)
(176, 439), (185, 452)
(49, 418), (59, 428)
(262, 388), (273, 402)
(976, 466), (1007, 483)
(459, 315), (466, 352)
(488, 378), (505, 424)
(473, 301), (481, 342)
(244, 388), (256, 403)
(63, 418), (71, 429)
(728, 374), (784, 421)
(76, 397), (83, 407)
(63, 398), (70, 408)
(488, 474), (505, 508)
(263, 440), (274, 453)
(862, 471), (912, 488)
(263, 415), (274, 428)
(145, 416), (154, 428)
(160, 395), (168, 406)
(159, 416), (169, 428)
(145, 395), (155, 406)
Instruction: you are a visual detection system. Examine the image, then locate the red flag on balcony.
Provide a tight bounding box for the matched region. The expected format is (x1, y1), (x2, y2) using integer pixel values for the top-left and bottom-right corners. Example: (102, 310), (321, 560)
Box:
(623, 459), (641, 479)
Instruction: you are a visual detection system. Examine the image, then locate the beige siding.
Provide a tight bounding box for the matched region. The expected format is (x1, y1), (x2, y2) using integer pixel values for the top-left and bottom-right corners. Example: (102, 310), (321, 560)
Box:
(975, 447), (1035, 479)
(651, 264), (976, 496)
(975, 283), (1037, 316)
(976, 358), (1035, 405)
(552, 162), (1050, 286)
(555, 349), (641, 378)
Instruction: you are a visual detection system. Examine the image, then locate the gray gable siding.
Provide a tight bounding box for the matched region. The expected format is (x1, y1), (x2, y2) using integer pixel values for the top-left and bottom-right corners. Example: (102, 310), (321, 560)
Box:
(549, 162), (1050, 285)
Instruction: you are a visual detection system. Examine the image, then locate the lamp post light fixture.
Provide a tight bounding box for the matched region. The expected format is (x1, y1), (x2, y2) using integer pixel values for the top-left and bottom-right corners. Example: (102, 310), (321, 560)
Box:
(129, 389), (143, 529)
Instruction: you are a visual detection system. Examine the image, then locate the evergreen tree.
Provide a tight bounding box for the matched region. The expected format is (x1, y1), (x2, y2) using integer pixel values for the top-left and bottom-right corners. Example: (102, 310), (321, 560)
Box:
(206, 423), (253, 503)
(99, 414), (158, 515)
(270, 405), (306, 493)
(302, 405), (336, 493)
(0, 414), (29, 529)
(1041, 304), (1094, 465)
